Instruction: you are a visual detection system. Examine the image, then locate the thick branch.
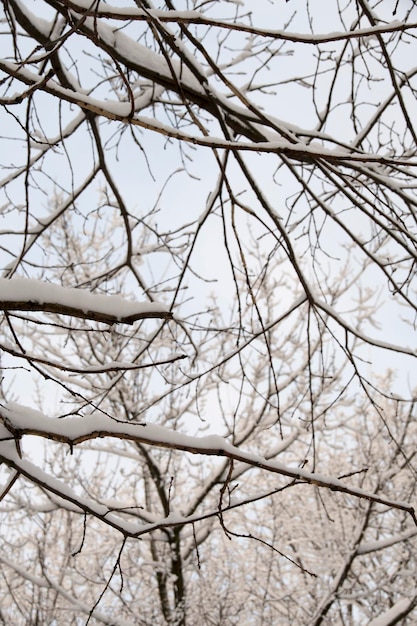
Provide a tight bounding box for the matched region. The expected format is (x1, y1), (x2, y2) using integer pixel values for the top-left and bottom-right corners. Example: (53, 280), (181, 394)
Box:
(0, 279), (171, 325)
(0, 404), (415, 524)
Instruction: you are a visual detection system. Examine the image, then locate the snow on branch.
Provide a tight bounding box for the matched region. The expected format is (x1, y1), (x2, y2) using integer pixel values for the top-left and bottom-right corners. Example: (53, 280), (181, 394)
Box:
(4, 56), (416, 169)
(0, 402), (416, 527)
(56, 2), (417, 45)
(0, 278), (172, 324)
(367, 598), (417, 626)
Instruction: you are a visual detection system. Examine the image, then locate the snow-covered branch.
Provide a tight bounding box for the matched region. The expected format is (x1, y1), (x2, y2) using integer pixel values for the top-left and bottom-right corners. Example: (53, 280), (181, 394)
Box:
(0, 278), (171, 324)
(1, 0), (417, 622)
(1, 402), (415, 525)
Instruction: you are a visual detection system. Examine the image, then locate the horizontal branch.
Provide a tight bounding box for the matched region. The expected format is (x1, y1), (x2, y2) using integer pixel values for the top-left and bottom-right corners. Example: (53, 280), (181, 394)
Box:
(0, 278), (171, 325)
(0, 341), (187, 373)
(61, 2), (417, 45)
(1, 402), (415, 527)
(3, 58), (416, 170)
(1, 300), (172, 324)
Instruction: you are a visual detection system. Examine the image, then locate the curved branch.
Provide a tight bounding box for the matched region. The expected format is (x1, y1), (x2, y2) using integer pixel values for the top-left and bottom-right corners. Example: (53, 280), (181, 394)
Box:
(0, 404), (416, 524)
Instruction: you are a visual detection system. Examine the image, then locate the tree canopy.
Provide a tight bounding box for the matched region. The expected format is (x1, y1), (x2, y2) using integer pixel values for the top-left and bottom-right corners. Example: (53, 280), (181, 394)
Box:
(0, 1), (417, 624)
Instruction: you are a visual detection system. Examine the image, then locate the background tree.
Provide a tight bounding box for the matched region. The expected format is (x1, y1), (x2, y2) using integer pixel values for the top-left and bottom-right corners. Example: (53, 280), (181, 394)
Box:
(0, 0), (417, 624)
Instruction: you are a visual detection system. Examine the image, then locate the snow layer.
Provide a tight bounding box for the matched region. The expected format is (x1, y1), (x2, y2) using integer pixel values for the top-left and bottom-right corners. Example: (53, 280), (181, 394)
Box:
(367, 598), (415, 626)
(0, 278), (170, 323)
(0, 402), (415, 523)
